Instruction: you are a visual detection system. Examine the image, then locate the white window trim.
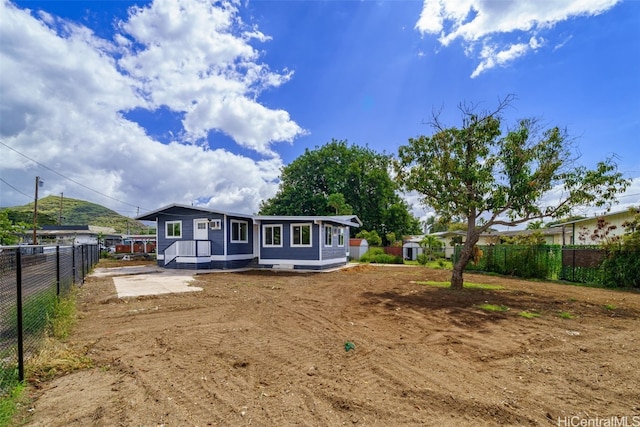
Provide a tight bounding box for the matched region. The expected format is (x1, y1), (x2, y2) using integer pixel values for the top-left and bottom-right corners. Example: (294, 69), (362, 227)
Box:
(291, 223), (312, 247)
(166, 220), (182, 239)
(230, 220), (249, 243)
(338, 227), (345, 247)
(209, 219), (222, 230)
(263, 224), (283, 248)
(324, 225), (333, 247)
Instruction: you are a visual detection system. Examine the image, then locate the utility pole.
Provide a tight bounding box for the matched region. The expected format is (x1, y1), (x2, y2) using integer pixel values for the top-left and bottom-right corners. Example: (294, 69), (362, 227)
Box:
(58, 192), (64, 225)
(32, 176), (43, 245)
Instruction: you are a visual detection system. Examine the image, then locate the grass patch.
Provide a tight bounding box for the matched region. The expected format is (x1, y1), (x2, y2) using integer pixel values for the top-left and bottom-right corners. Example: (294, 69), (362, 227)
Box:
(603, 304), (616, 311)
(416, 281), (504, 290)
(26, 339), (93, 383)
(51, 288), (78, 339)
(26, 286), (92, 381)
(518, 311), (541, 319)
(0, 381), (26, 427)
(477, 304), (509, 312)
(558, 311), (575, 319)
(404, 259), (452, 269)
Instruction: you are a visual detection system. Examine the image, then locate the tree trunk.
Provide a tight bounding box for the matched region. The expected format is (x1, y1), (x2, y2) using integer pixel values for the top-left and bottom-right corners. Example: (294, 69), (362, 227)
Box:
(450, 233), (479, 289)
(451, 262), (465, 289)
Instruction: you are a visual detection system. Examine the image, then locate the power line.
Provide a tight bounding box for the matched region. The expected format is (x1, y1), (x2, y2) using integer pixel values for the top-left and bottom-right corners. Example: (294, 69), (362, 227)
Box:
(0, 178), (33, 201)
(619, 192), (640, 199)
(1, 141), (148, 212)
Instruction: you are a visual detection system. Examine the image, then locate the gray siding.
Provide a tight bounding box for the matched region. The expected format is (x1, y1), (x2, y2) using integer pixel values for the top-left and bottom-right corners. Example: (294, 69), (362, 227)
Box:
(226, 216), (254, 255)
(320, 224), (349, 261)
(156, 208), (225, 255)
(259, 221), (320, 261)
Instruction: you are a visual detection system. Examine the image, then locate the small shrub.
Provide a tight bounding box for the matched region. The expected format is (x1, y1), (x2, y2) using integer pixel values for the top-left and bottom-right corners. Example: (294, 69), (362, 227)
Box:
(416, 253), (429, 266)
(558, 311), (574, 319)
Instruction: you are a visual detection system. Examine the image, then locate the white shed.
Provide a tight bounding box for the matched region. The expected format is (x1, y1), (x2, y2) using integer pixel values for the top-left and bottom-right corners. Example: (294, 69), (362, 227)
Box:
(349, 238), (369, 260)
(402, 237), (424, 260)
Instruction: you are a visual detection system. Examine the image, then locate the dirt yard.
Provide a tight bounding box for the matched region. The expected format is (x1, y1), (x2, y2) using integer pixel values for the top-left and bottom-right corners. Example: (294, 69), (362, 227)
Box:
(19, 263), (640, 426)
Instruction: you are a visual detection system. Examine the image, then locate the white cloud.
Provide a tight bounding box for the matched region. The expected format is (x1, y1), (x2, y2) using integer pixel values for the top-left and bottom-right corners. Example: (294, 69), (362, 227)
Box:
(470, 36), (544, 78)
(416, 0), (621, 77)
(0, 0), (301, 215)
(116, 0), (305, 153)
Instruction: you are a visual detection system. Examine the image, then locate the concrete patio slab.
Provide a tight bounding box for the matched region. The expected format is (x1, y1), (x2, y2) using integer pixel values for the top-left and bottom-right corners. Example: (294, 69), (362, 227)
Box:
(90, 265), (202, 298)
(112, 273), (202, 297)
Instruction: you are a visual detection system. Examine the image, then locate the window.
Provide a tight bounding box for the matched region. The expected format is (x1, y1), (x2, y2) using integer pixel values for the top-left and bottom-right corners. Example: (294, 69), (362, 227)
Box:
(209, 219), (222, 230)
(338, 228), (345, 247)
(166, 221), (182, 238)
(291, 224), (312, 247)
(324, 225), (333, 247)
(263, 225), (282, 247)
(231, 220), (248, 243)
(197, 222), (207, 230)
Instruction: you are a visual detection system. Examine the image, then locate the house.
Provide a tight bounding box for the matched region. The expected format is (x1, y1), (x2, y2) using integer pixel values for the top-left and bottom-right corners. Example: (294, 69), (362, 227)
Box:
(479, 227), (571, 246)
(550, 207), (640, 245)
(429, 231), (466, 259)
(135, 204), (361, 270)
(348, 238), (369, 260)
(36, 225), (121, 246)
(414, 227), (571, 260)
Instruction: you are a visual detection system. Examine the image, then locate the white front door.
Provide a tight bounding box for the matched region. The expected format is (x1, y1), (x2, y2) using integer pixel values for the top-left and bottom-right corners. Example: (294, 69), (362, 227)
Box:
(194, 219), (209, 240)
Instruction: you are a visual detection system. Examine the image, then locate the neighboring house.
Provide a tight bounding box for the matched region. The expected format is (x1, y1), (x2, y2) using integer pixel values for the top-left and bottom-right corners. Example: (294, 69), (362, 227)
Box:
(135, 204), (361, 270)
(418, 227), (571, 260)
(349, 238), (369, 260)
(550, 207), (640, 245)
(36, 225), (121, 246)
(429, 231), (467, 259)
(403, 232), (466, 260)
(480, 228), (571, 245)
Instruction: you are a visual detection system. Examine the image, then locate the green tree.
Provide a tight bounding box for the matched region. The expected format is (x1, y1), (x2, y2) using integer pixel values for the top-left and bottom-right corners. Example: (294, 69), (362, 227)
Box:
(260, 139), (421, 238)
(355, 230), (382, 246)
(326, 193), (353, 215)
(417, 234), (444, 264)
(424, 216), (446, 233)
(395, 97), (629, 289)
(0, 210), (29, 245)
(526, 220), (545, 230)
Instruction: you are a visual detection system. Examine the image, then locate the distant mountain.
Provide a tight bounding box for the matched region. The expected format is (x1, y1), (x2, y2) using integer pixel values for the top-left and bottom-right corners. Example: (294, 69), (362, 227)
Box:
(1, 195), (150, 234)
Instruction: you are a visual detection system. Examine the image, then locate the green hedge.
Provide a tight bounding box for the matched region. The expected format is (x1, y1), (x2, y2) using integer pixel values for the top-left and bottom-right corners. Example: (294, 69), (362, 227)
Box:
(360, 248), (403, 264)
(454, 244), (639, 288)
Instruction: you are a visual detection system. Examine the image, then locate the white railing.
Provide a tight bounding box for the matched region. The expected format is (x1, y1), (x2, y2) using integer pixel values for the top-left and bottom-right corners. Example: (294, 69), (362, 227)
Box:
(164, 240), (211, 265)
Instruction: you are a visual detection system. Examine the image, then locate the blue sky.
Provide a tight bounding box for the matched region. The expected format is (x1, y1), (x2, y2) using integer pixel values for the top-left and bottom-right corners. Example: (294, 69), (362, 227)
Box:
(1, 0), (639, 224)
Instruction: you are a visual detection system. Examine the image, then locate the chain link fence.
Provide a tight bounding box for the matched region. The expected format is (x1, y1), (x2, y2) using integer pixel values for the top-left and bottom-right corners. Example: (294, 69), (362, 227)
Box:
(0, 244), (99, 395)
